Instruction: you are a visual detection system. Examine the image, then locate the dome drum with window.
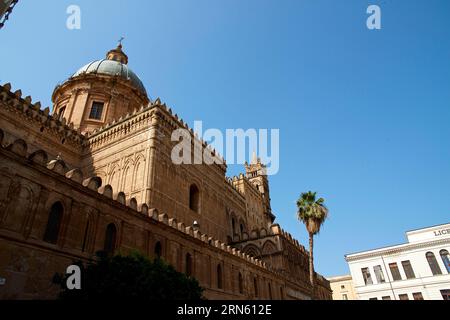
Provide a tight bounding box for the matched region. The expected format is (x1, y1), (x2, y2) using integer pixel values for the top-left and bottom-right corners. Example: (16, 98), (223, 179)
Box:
(51, 44), (150, 134)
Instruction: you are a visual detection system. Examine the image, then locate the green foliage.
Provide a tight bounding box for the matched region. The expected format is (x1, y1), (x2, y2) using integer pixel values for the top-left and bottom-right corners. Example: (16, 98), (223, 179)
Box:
(296, 191), (329, 234)
(57, 251), (204, 300)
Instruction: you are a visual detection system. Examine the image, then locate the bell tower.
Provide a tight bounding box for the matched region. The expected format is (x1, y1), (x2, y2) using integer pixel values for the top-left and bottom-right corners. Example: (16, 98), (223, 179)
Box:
(245, 152), (275, 223)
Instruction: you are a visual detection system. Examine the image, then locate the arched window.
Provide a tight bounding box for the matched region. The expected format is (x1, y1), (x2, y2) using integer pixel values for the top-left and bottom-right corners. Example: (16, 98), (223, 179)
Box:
(231, 218), (236, 235)
(103, 223), (117, 256)
(280, 287), (284, 299)
(154, 241), (162, 259)
(185, 253), (193, 277)
(254, 277), (259, 297)
(240, 224), (244, 236)
(440, 249), (450, 273)
(426, 252), (442, 275)
(189, 184), (200, 212)
(217, 264), (223, 289)
(43, 202), (64, 244)
(238, 272), (244, 294)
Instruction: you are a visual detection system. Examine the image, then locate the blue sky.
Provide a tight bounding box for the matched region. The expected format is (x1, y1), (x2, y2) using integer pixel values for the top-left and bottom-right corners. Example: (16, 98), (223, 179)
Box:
(1, 0), (449, 277)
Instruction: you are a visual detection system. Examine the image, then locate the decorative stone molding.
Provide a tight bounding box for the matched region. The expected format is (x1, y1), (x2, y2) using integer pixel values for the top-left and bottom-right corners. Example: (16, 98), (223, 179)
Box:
(6, 138), (27, 156)
(28, 150), (49, 166)
(98, 185), (113, 198)
(65, 169), (83, 183)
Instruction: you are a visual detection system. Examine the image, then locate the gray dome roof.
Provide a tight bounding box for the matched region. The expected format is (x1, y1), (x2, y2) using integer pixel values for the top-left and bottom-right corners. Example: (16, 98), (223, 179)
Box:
(72, 59), (147, 96)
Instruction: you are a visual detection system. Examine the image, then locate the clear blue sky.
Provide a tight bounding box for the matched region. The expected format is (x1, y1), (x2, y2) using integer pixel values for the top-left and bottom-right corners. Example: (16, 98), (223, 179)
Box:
(1, 0), (449, 277)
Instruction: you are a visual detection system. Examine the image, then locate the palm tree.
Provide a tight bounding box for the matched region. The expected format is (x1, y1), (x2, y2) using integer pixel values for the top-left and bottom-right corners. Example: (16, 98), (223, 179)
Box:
(296, 191), (328, 299)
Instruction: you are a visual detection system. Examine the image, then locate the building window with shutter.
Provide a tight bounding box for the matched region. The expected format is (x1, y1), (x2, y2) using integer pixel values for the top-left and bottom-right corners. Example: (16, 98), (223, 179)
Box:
(389, 263), (402, 281)
(426, 252), (442, 275)
(440, 250), (450, 273)
(373, 265), (386, 283)
(441, 290), (450, 300)
(412, 292), (424, 300)
(361, 268), (373, 285)
(401, 260), (416, 279)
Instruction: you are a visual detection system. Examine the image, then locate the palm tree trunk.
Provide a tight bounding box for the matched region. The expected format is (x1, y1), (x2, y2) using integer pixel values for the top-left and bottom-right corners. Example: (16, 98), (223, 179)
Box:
(309, 232), (315, 300)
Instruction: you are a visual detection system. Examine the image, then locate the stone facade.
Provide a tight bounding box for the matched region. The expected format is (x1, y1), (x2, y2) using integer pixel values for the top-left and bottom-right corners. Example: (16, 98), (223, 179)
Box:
(0, 45), (331, 300)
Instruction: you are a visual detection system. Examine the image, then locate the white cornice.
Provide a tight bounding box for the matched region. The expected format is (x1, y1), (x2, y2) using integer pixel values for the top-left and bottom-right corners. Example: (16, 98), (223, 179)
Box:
(345, 238), (450, 262)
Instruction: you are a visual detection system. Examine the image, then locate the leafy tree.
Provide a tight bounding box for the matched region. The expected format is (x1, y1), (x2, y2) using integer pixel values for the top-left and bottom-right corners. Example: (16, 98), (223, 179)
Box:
(57, 251), (204, 300)
(296, 191), (329, 299)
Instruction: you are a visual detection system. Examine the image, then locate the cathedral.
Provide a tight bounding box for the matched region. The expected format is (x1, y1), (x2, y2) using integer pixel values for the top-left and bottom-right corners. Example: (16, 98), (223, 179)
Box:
(0, 44), (331, 300)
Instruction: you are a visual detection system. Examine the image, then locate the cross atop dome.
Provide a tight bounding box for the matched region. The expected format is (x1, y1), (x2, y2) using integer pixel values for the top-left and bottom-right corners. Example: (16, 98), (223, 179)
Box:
(106, 38), (128, 64)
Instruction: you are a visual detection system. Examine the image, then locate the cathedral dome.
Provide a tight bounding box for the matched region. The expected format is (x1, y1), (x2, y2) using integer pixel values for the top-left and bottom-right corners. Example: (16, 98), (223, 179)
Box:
(52, 43), (150, 134)
(70, 43), (147, 96)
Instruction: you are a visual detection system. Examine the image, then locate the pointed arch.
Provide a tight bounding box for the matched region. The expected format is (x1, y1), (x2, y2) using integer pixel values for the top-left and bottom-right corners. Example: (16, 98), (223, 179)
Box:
(103, 223), (117, 256)
(242, 244), (261, 258)
(109, 165), (120, 191)
(43, 202), (64, 244)
(4, 185), (33, 233)
(262, 240), (277, 255)
(189, 184), (200, 213)
(121, 161), (133, 192)
(133, 155), (146, 191)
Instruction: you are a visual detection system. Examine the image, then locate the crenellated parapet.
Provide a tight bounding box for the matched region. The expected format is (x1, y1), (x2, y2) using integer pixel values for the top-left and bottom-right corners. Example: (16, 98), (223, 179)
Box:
(228, 172), (266, 198)
(224, 176), (245, 198)
(233, 223), (308, 256)
(152, 98), (227, 171)
(85, 103), (154, 149)
(270, 224), (308, 255)
(0, 83), (88, 149)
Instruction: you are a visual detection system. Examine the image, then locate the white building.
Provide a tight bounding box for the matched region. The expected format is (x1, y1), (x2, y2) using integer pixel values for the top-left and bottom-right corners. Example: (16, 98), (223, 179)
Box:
(345, 223), (450, 300)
